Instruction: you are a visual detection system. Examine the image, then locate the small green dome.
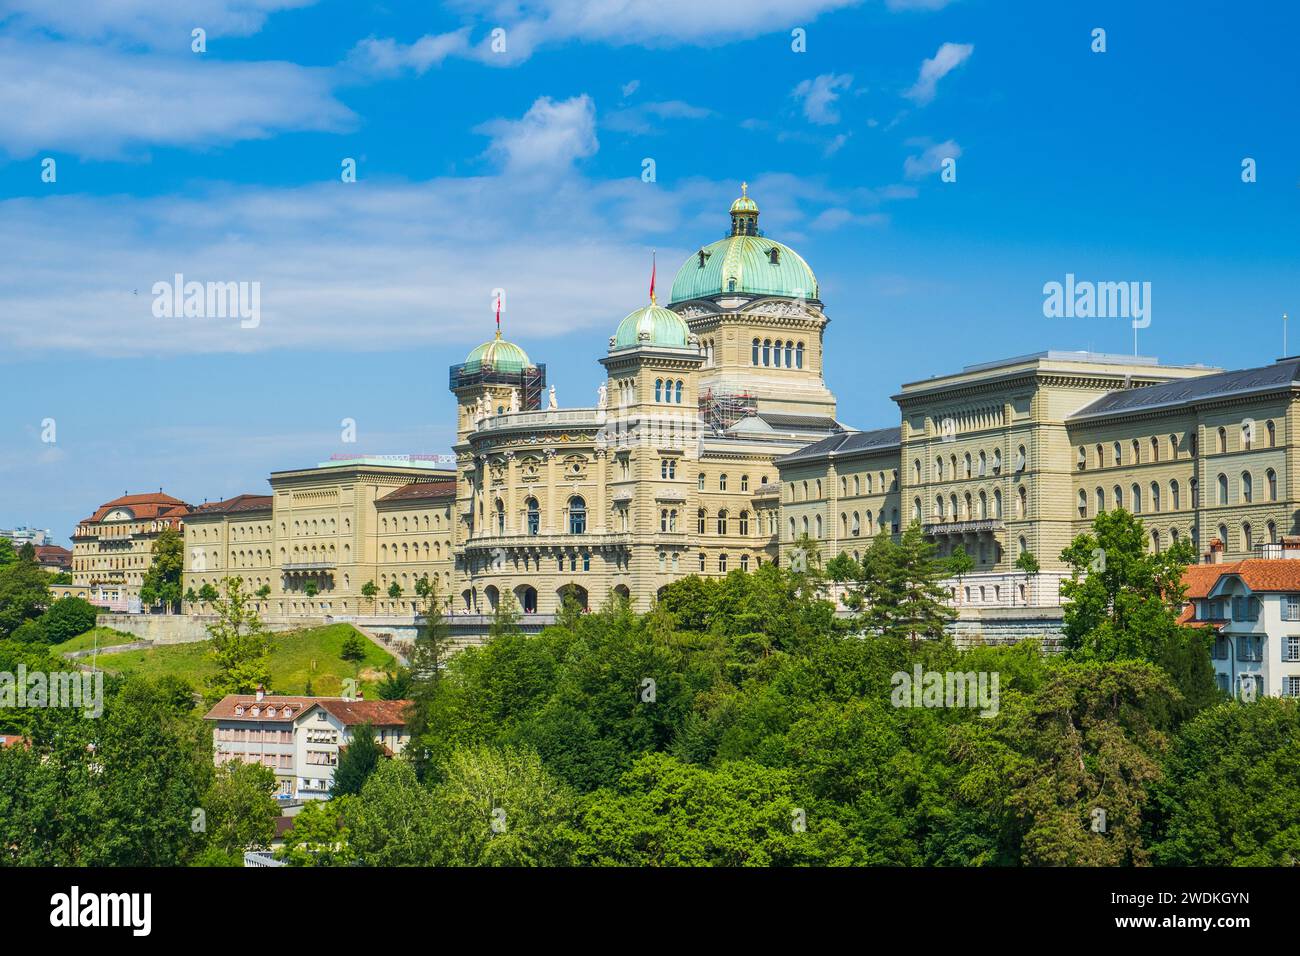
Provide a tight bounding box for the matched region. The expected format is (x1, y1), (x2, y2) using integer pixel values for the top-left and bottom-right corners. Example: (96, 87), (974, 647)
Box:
(670, 185), (819, 303)
(464, 332), (531, 373)
(612, 303), (691, 350)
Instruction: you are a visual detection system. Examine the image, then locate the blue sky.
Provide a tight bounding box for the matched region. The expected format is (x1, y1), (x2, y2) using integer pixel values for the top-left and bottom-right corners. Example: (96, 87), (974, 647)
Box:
(2, 0), (1298, 545)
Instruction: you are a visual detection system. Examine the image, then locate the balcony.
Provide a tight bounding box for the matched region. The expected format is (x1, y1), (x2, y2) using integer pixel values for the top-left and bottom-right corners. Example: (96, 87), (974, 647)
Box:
(923, 519), (1004, 536)
(281, 562), (336, 571)
(464, 531), (631, 551)
(476, 407), (603, 433)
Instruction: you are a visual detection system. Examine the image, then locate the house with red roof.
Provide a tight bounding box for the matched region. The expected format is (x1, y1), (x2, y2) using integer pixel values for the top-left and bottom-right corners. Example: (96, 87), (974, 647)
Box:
(71, 491), (193, 611)
(292, 696), (413, 799)
(1179, 542), (1300, 700)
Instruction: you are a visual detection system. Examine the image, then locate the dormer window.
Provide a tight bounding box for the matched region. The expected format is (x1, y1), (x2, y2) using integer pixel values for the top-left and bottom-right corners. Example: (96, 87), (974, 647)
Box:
(768, 247), (780, 265)
(250, 706), (260, 716)
(234, 705), (244, 716)
(266, 707), (276, 717)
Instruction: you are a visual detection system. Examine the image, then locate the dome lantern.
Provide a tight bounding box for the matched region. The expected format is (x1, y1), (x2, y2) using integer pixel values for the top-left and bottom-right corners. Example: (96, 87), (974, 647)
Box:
(729, 181), (759, 236)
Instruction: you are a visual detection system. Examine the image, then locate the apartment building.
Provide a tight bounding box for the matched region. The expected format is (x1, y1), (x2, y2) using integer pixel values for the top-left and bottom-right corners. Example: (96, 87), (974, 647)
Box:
(1180, 542), (1300, 699)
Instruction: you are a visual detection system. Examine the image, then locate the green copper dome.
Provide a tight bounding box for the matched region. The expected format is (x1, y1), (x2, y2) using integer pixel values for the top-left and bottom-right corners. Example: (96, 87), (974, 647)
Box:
(464, 331), (531, 373)
(612, 302), (691, 350)
(669, 185), (819, 304)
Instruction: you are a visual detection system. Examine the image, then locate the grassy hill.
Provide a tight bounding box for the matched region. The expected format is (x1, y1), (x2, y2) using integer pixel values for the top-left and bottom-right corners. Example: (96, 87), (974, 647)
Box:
(90, 623), (396, 698)
(51, 626), (139, 655)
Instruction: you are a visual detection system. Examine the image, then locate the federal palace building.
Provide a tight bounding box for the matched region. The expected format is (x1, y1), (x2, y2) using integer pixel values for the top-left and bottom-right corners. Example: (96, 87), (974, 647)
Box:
(69, 186), (1300, 638)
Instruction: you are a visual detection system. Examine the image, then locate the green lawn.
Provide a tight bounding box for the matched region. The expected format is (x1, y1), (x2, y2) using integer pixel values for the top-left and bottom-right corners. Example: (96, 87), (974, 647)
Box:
(92, 623), (396, 697)
(52, 626), (140, 655)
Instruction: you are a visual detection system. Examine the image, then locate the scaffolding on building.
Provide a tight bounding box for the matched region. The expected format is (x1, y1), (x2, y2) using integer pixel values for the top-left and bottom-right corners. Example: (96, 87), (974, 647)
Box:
(698, 388), (758, 432)
(447, 363), (547, 410)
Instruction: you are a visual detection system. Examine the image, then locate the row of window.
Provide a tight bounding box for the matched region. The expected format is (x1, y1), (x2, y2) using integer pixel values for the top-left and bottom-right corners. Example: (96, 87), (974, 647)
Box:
(1077, 469), (1278, 517)
(795, 471), (898, 502)
(1077, 421), (1277, 471)
(791, 510), (901, 540)
(919, 446), (1027, 483)
(751, 338), (805, 368)
(653, 379), (686, 403)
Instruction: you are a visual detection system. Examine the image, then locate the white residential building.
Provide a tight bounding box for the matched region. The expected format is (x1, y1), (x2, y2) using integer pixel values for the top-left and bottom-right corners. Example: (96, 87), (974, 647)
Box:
(293, 698), (413, 799)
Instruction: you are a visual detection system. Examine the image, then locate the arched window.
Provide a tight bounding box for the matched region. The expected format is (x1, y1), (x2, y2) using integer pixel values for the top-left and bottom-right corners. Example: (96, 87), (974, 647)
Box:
(1096, 443), (1104, 467)
(698, 473), (706, 491)
(1267, 420), (1276, 447)
(660, 509), (669, 533)
(1078, 489), (1088, 517)
(851, 512), (861, 535)
(1243, 523), (1254, 552)
(654, 379), (663, 402)
(913, 498), (922, 522)
(935, 496), (945, 520)
(773, 339), (783, 366)
(993, 488), (1003, 518)
(1150, 436), (1159, 462)
(1131, 483), (1141, 514)
(1218, 427), (1227, 453)
(1113, 485), (1123, 510)
(752, 338), (760, 365)
(739, 511), (749, 535)
(717, 510), (728, 535)
(698, 509), (707, 534)
(913, 459), (921, 483)
(1218, 473), (1229, 505)
(567, 496), (586, 534)
(964, 453), (972, 478)
(1170, 480), (1180, 511)
(741, 474), (749, 491)
(1018, 485), (1027, 518)
(1268, 520), (1277, 543)
(978, 451), (987, 476)
(1267, 468), (1278, 501)
(815, 515), (823, 537)
(1242, 471), (1253, 503)
(763, 339), (771, 366)
(495, 498), (505, 534)
(1150, 481), (1161, 513)
(719, 553), (728, 572)
(936, 456), (945, 480)
(795, 342), (804, 368)
(1151, 529), (1160, 552)
(784, 341), (793, 366)
(675, 380), (683, 403)
(1077, 446), (1087, 471)
(1218, 523), (1229, 549)
(719, 473), (728, 491)
(1132, 438), (1141, 464)
(1242, 422), (1253, 450)
(950, 493), (958, 520)
(978, 490), (988, 519)
(1113, 441), (1122, 465)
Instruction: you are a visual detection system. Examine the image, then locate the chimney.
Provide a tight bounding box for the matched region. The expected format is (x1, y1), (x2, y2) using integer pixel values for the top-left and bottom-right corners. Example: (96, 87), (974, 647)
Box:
(1208, 538), (1225, 564)
(255, 684), (265, 702)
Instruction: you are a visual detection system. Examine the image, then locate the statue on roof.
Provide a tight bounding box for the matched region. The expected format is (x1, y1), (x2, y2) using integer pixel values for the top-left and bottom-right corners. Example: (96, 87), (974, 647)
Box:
(548, 385), (557, 409)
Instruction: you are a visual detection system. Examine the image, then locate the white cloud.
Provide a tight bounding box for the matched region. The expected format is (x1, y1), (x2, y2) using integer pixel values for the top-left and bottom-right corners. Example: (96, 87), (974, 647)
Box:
(885, 0), (955, 9)
(0, 0), (318, 44)
(903, 139), (961, 178)
(0, 37), (354, 159)
(0, 158), (906, 359)
(621, 79), (640, 97)
(792, 73), (854, 125)
(347, 30), (473, 75)
(904, 41), (973, 105)
(605, 100), (713, 134)
(349, 0), (869, 68)
(474, 94), (598, 175)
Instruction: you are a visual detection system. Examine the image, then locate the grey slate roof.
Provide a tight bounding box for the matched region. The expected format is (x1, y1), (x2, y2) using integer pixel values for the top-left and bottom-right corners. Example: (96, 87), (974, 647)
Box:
(1069, 358), (1300, 422)
(754, 412), (844, 431)
(775, 426), (902, 466)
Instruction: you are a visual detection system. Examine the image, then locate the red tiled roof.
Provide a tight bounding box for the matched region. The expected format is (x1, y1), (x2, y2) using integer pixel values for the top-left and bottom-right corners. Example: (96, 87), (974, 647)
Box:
(378, 481), (456, 503)
(84, 492), (192, 524)
(1176, 559), (1300, 624)
(311, 698), (413, 727)
(34, 545), (72, 567)
(203, 694), (319, 722)
(0, 734), (28, 748)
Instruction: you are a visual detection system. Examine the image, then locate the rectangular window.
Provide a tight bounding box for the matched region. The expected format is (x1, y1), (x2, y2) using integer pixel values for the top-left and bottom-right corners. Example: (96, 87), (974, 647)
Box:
(1287, 636), (1300, 662)
(1287, 676), (1300, 698)
(1285, 595), (1300, 621)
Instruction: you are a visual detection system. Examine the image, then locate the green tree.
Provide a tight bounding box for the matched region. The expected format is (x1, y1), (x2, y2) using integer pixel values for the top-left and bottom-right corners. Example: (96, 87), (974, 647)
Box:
(1059, 508), (1215, 723)
(340, 631), (367, 663)
(566, 752), (843, 866)
(952, 660), (1175, 866)
(0, 556), (51, 638)
(375, 668), (413, 700)
(850, 522), (955, 645)
(344, 761), (441, 865)
(276, 797), (357, 866)
(303, 579), (319, 598)
(331, 723), (384, 797)
(0, 538), (16, 566)
(428, 745), (577, 866)
(361, 580), (378, 609)
(405, 581), (454, 780)
(205, 577), (273, 700)
(37, 597), (98, 645)
(387, 581), (403, 600)
(202, 761), (279, 859)
(489, 591), (522, 639)
(140, 526), (184, 612)
(198, 583), (219, 603)
(255, 584), (271, 600)
(945, 544), (975, 585)
(1151, 697), (1300, 865)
